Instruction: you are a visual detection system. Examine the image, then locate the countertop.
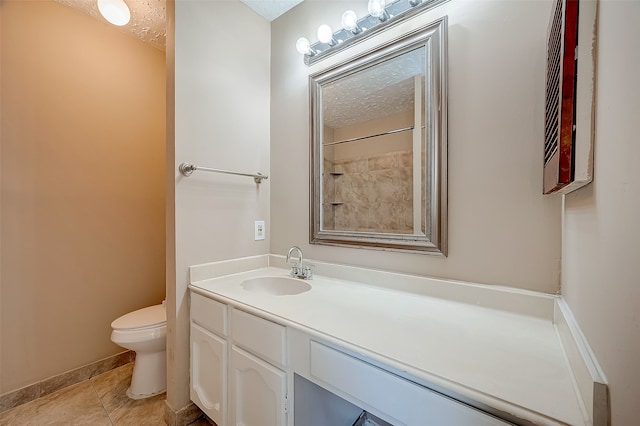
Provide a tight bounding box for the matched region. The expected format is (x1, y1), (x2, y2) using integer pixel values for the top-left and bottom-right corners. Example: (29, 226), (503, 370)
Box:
(189, 265), (586, 425)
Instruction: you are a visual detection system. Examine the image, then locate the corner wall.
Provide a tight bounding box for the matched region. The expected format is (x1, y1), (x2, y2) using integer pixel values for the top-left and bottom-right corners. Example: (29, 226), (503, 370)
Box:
(0, 0), (166, 394)
(169, 0), (271, 411)
(562, 0), (640, 423)
(271, 0), (561, 293)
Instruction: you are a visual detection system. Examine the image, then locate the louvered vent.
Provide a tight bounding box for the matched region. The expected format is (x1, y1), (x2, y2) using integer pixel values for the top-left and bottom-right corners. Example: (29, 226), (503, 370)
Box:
(543, 0), (579, 194)
(544, 0), (563, 167)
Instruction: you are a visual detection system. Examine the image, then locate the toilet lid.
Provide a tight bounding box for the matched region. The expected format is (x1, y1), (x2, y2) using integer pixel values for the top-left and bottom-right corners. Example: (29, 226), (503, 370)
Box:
(111, 304), (166, 330)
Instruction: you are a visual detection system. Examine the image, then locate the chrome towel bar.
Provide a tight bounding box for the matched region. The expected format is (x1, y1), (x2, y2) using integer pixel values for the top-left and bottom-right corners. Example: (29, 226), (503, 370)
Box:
(178, 162), (268, 184)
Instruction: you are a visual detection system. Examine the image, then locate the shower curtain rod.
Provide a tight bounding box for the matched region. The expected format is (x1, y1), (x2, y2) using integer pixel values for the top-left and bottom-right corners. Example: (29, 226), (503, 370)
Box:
(322, 125), (424, 147)
(178, 162), (268, 184)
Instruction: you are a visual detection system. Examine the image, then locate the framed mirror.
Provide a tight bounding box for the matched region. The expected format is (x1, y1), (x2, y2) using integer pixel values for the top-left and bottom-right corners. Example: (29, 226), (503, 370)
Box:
(310, 17), (447, 255)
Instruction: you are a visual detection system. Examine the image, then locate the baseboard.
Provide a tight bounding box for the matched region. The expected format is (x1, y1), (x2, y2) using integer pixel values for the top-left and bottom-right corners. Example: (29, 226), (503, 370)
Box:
(163, 400), (204, 426)
(555, 299), (610, 425)
(0, 350), (134, 414)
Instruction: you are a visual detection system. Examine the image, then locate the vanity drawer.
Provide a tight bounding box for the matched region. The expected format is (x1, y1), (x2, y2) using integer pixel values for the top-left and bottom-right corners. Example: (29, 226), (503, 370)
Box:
(230, 308), (286, 368)
(191, 292), (228, 336)
(309, 341), (512, 426)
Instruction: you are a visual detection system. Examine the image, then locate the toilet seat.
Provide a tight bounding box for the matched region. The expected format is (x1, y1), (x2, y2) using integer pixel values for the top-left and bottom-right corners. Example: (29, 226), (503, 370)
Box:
(111, 304), (166, 331)
(111, 324), (166, 345)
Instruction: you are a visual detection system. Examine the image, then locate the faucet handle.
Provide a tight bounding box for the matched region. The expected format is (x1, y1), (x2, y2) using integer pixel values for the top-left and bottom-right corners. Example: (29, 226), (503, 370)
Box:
(293, 264), (312, 280)
(300, 264), (313, 280)
(289, 263), (313, 280)
(290, 265), (300, 277)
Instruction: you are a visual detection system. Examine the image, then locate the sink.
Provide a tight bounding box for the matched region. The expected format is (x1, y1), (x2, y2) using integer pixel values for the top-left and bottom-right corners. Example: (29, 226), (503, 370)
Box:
(241, 276), (311, 296)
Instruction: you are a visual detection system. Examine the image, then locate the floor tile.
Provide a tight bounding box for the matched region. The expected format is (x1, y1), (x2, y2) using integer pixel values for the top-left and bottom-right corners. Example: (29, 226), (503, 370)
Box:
(110, 392), (166, 426)
(0, 381), (111, 426)
(1, 362), (171, 426)
(91, 363), (134, 415)
(91, 363), (166, 425)
(187, 418), (214, 426)
(91, 363), (166, 426)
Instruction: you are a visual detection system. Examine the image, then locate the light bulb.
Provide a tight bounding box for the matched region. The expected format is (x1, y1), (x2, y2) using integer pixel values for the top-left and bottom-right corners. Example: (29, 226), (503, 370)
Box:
(368, 0), (388, 21)
(341, 10), (361, 34)
(296, 37), (312, 55)
(317, 24), (335, 45)
(97, 0), (131, 26)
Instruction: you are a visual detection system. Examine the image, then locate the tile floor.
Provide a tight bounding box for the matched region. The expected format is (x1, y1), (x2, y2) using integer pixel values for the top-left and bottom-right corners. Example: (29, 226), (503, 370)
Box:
(0, 363), (210, 426)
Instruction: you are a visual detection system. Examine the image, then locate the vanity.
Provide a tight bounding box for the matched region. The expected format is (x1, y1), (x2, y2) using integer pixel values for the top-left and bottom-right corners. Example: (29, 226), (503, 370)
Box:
(188, 255), (599, 426)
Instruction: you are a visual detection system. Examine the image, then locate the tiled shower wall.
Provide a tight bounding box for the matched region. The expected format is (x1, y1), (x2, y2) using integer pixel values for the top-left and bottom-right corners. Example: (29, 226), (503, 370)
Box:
(323, 150), (414, 233)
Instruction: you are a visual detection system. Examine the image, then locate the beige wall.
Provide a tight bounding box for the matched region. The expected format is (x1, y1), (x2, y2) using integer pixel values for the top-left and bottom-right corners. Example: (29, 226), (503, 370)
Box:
(0, 3), (4, 394)
(0, 1), (166, 394)
(0, 0), (4, 387)
(562, 0), (640, 423)
(271, 0), (561, 292)
(169, 0), (271, 411)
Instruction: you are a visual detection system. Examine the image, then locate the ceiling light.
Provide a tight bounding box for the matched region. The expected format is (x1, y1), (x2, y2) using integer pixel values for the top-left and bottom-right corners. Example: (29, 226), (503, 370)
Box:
(97, 0), (131, 27)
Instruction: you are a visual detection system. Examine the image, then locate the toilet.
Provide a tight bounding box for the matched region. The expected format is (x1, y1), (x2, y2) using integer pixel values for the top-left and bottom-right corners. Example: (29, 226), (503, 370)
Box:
(111, 302), (167, 399)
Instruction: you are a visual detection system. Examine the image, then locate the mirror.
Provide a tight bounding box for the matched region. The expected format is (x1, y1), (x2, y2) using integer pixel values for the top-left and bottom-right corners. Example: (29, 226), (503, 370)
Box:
(310, 18), (447, 255)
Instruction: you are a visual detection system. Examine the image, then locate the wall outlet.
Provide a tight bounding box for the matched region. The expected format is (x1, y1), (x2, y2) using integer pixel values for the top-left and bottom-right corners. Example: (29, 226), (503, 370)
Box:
(254, 221), (265, 241)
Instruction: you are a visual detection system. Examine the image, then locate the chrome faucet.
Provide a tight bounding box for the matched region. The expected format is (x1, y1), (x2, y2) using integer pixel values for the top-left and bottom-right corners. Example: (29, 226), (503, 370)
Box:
(286, 246), (312, 279)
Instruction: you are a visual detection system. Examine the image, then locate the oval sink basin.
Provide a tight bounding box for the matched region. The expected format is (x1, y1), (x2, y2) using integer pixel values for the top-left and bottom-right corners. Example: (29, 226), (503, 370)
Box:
(241, 276), (311, 296)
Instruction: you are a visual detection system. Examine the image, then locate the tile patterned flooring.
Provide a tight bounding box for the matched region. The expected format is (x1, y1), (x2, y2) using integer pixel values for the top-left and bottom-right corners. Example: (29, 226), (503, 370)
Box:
(0, 364), (210, 426)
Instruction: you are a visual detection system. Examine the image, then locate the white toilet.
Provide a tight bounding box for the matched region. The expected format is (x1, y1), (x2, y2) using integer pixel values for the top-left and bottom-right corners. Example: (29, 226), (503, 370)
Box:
(111, 302), (167, 399)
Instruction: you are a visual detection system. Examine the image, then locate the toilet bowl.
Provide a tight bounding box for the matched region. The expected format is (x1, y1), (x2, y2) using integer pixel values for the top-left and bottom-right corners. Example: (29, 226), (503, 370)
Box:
(111, 303), (167, 399)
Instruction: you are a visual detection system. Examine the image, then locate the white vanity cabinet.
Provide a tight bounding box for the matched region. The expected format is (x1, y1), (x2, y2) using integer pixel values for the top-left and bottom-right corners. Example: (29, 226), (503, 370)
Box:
(190, 291), (288, 426)
(187, 262), (601, 425)
(190, 293), (228, 426)
(191, 289), (516, 426)
(228, 308), (288, 426)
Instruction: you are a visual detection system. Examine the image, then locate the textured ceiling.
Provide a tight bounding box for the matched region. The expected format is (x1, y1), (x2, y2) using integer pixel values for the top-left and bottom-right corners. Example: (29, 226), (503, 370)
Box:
(54, 0), (167, 50)
(239, 0), (304, 21)
(322, 48), (426, 129)
(55, 0), (304, 51)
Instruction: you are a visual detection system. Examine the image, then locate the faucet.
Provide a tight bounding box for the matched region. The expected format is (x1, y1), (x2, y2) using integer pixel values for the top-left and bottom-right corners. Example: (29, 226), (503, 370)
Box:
(286, 246), (312, 279)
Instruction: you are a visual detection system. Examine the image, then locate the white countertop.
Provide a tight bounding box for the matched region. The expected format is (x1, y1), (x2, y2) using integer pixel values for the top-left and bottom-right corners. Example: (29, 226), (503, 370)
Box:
(190, 264), (586, 425)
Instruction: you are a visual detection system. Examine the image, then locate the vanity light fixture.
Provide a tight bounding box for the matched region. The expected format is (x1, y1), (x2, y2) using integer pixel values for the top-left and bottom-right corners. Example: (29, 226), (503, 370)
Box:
(341, 10), (362, 35)
(295, 0), (448, 65)
(97, 0), (131, 26)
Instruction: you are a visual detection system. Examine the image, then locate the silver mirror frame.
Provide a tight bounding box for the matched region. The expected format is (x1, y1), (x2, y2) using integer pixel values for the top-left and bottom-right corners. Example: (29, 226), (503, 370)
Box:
(310, 17), (448, 255)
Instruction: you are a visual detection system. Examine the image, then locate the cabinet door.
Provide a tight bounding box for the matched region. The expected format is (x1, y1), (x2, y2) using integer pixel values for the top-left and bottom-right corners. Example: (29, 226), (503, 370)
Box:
(191, 323), (226, 426)
(230, 346), (287, 426)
